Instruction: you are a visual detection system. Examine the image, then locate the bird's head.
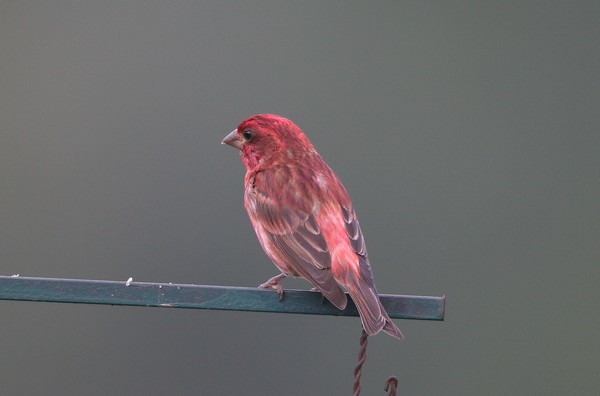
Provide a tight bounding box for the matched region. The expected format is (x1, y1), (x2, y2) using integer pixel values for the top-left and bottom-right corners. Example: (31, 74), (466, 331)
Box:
(222, 113), (314, 170)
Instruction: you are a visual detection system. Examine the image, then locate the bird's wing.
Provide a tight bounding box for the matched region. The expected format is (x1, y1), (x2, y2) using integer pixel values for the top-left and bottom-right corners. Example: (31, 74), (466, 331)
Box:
(340, 204), (373, 285)
(338, 203), (385, 333)
(340, 203), (403, 338)
(248, 170), (348, 309)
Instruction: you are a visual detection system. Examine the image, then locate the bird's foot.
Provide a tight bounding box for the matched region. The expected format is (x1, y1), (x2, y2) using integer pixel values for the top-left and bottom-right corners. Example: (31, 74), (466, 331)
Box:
(259, 273), (287, 300)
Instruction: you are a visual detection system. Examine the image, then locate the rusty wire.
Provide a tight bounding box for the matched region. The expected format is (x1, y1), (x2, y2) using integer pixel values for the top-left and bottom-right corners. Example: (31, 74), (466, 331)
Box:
(385, 376), (398, 395)
(352, 328), (399, 395)
(352, 328), (369, 395)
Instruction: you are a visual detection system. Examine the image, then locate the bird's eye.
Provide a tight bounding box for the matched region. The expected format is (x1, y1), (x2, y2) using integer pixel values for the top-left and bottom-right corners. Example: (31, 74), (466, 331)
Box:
(242, 130), (253, 140)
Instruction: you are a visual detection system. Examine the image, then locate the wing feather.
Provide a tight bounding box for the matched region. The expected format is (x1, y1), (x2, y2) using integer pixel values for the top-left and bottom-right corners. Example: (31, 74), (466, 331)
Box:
(341, 204), (404, 338)
(247, 170), (347, 309)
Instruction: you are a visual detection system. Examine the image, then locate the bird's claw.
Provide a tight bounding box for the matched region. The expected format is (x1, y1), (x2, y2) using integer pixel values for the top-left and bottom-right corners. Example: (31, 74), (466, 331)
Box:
(273, 283), (284, 301)
(259, 273), (287, 301)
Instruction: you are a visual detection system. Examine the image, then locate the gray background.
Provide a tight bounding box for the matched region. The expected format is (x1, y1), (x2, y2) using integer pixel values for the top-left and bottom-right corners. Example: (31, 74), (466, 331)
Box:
(1, 2), (598, 395)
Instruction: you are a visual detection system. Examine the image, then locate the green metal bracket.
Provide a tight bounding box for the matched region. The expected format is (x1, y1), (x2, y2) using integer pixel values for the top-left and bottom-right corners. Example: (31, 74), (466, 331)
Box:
(0, 276), (444, 321)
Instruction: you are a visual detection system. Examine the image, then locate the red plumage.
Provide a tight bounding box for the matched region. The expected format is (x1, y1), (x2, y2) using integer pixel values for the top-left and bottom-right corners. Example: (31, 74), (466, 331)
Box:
(222, 113), (403, 339)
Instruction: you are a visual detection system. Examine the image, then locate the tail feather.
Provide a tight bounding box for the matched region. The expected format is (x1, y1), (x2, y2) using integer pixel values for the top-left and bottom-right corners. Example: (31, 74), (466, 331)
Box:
(346, 274), (404, 340)
(381, 308), (404, 340)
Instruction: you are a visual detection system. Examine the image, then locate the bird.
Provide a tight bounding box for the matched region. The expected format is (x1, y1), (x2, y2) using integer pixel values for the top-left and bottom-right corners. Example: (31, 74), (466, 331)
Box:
(222, 113), (403, 339)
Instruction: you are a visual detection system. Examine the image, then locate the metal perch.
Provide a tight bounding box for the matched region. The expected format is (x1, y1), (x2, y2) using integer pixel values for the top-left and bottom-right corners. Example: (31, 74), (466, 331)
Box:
(0, 276), (444, 321)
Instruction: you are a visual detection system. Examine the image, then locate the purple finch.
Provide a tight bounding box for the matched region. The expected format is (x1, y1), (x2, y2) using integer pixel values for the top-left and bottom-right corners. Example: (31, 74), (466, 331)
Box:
(223, 114), (403, 339)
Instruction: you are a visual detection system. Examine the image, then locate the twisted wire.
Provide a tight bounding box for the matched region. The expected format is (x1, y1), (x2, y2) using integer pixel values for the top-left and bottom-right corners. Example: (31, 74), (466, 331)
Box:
(352, 329), (369, 396)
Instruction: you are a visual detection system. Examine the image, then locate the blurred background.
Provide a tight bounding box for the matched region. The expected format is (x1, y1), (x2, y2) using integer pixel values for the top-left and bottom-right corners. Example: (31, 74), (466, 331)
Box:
(1, 2), (598, 395)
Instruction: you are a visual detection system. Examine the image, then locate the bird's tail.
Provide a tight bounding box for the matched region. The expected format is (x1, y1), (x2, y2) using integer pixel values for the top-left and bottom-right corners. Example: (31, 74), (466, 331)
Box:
(346, 273), (404, 340)
(381, 305), (404, 340)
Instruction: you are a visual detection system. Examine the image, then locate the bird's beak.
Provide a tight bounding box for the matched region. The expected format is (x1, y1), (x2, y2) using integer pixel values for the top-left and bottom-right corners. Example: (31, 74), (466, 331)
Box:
(221, 129), (243, 150)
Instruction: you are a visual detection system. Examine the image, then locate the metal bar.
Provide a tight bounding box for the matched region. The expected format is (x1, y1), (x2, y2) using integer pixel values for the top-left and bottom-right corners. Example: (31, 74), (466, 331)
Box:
(0, 276), (445, 321)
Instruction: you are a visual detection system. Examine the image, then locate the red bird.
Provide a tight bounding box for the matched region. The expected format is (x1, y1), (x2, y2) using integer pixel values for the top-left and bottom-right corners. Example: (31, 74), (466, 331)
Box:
(222, 114), (403, 339)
